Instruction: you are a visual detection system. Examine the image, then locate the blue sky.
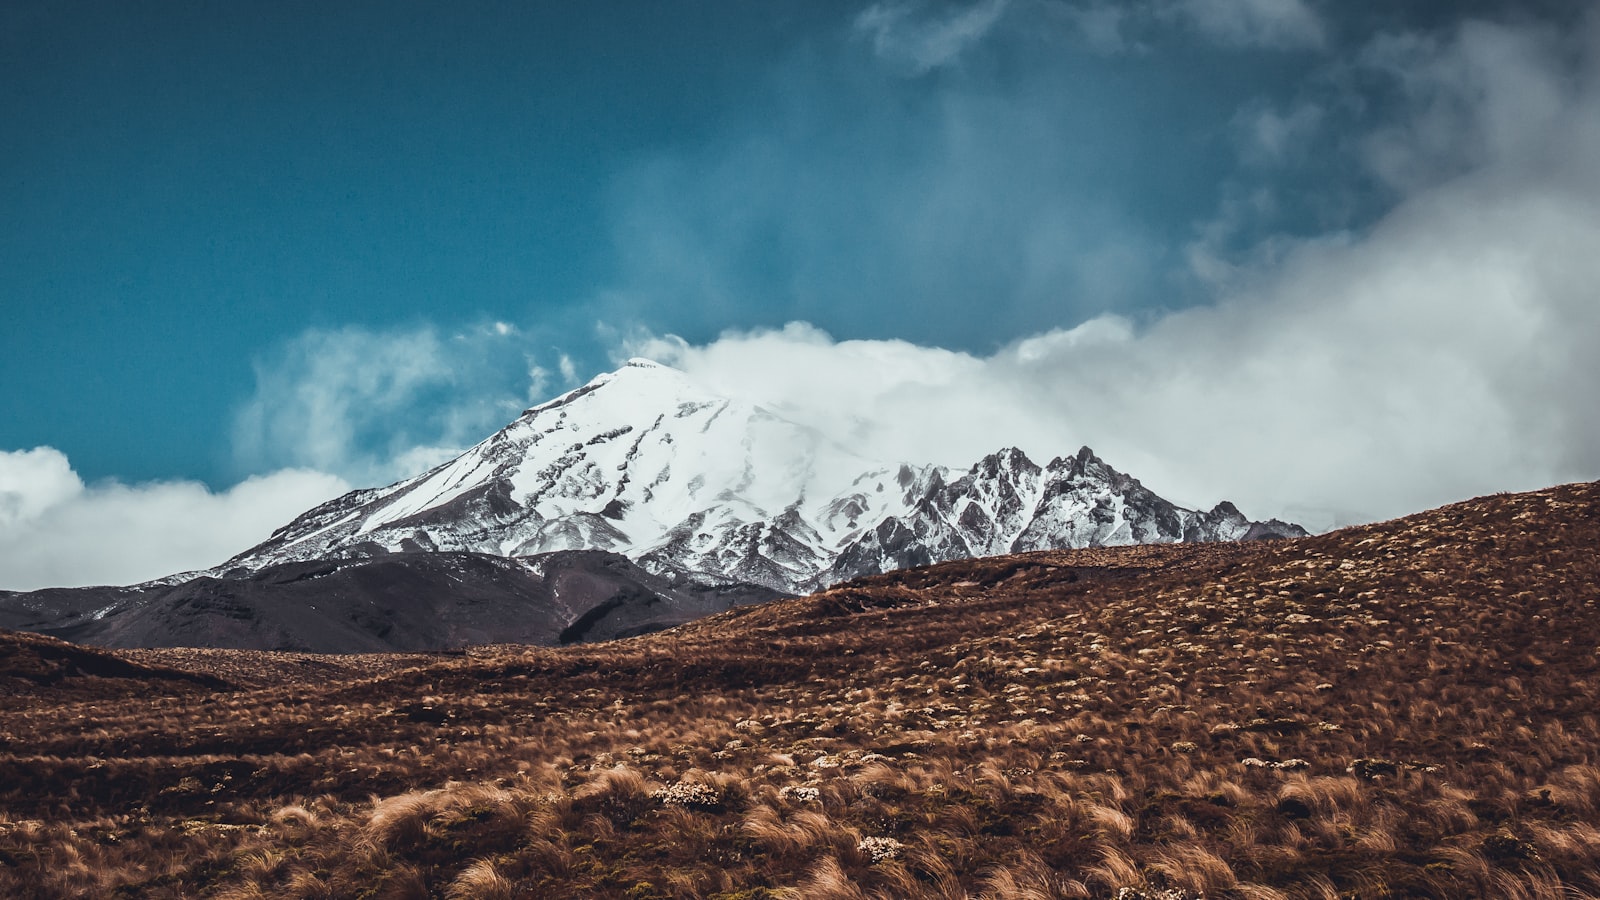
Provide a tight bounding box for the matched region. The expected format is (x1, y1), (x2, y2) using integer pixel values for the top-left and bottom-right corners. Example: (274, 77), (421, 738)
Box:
(4, 1), (1600, 587)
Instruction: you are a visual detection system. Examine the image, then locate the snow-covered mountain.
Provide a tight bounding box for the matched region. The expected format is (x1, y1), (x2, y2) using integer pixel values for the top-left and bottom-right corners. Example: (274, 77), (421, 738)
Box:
(222, 359), (1303, 593)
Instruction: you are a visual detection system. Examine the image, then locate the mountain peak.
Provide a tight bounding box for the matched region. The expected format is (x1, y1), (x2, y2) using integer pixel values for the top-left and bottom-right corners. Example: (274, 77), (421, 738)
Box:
(221, 362), (1304, 593)
(622, 357), (672, 370)
(972, 447), (1041, 480)
(593, 356), (703, 394)
(520, 356), (704, 418)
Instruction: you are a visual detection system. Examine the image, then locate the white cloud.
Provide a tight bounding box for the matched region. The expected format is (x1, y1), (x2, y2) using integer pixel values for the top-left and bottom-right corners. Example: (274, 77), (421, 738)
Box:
(1043, 0), (1324, 52)
(629, 323), (1005, 467)
(855, 0), (1011, 74)
(1165, 0), (1325, 50)
(5, 321), (543, 590)
(625, 17), (1600, 533)
(526, 363), (552, 403)
(0, 446), (82, 528)
(1235, 100), (1325, 166)
(1054, 2), (1138, 54)
(632, 179), (1595, 528)
(1359, 20), (1576, 193)
(0, 447), (348, 591)
(233, 324), (529, 487)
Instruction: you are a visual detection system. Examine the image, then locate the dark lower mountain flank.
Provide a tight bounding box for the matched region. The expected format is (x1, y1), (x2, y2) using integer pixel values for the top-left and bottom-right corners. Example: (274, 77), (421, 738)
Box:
(0, 550), (780, 652)
(2, 360), (1302, 653)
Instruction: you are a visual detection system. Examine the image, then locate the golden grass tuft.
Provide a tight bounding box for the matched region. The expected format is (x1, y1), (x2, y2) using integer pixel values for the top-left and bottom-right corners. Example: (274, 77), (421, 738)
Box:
(445, 858), (514, 900)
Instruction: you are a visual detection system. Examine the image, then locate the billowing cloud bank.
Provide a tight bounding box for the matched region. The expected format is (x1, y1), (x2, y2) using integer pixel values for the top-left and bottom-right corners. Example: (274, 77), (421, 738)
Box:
(0, 447), (347, 591)
(632, 16), (1600, 531)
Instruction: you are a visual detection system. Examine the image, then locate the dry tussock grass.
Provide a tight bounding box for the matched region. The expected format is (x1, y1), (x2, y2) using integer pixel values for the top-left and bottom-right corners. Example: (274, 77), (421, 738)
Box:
(3, 482), (1600, 897)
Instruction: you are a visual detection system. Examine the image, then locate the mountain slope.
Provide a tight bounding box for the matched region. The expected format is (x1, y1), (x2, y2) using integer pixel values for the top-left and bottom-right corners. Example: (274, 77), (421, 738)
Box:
(0, 358), (1298, 652)
(3, 481), (1597, 898)
(5, 550), (778, 652)
(224, 359), (1303, 593)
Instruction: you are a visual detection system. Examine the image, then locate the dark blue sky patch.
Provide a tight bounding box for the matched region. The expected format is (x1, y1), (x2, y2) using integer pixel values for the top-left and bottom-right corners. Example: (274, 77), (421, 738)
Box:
(0, 0), (1590, 485)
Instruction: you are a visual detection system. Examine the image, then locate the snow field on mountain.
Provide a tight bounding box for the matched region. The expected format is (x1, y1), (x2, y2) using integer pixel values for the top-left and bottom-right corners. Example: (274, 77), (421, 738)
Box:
(221, 359), (1303, 592)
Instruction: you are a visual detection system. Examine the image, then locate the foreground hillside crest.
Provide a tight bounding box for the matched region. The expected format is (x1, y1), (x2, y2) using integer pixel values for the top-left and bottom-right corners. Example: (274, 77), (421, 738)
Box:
(4, 480), (1598, 897)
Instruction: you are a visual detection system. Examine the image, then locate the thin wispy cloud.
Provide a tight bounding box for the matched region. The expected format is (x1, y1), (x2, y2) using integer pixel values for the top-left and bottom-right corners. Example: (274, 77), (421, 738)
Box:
(1166, 0), (1325, 50)
(1358, 19), (1580, 194)
(1043, 0), (1325, 53)
(231, 324), (533, 486)
(854, 0), (1012, 74)
(599, 14), (1181, 350)
(1234, 100), (1325, 166)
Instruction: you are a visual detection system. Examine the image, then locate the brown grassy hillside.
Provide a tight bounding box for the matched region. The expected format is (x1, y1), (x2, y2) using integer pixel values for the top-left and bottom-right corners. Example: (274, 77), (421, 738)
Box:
(2, 483), (1599, 898)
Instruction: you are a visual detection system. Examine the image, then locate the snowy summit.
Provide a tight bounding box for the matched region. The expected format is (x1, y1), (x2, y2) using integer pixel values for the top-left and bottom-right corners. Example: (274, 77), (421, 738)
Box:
(223, 359), (1303, 593)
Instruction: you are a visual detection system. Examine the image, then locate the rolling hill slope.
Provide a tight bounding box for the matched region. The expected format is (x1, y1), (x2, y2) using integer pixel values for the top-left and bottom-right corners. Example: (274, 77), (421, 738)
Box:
(1, 481), (1596, 898)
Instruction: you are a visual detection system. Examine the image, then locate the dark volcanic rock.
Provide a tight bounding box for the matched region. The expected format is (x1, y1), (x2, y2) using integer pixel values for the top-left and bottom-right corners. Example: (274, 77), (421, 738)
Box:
(0, 550), (783, 653)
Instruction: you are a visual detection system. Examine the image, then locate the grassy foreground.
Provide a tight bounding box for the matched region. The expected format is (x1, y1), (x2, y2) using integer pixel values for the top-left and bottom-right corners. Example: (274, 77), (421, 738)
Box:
(3, 483), (1599, 898)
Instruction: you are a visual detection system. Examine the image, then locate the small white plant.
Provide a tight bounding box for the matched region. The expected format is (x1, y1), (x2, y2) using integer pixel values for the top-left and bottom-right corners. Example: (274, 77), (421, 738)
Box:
(1116, 888), (1202, 900)
(651, 781), (721, 808)
(1242, 757), (1310, 771)
(778, 785), (820, 803)
(857, 835), (905, 863)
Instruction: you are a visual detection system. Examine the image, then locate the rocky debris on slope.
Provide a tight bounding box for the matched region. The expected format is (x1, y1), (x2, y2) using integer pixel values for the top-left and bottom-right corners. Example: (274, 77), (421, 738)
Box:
(826, 445), (1303, 583)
